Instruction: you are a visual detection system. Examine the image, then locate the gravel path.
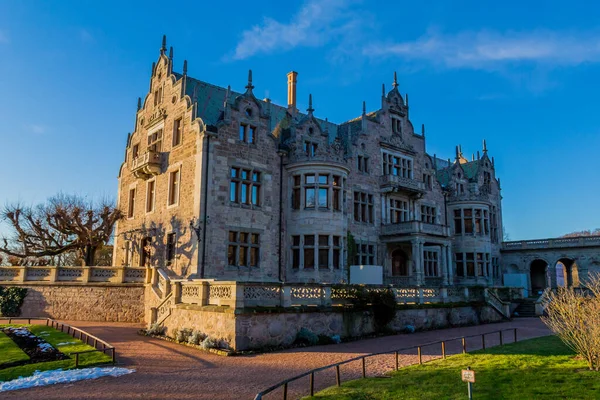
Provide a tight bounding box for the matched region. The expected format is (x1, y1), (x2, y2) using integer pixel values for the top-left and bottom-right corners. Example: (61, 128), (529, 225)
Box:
(1, 318), (550, 400)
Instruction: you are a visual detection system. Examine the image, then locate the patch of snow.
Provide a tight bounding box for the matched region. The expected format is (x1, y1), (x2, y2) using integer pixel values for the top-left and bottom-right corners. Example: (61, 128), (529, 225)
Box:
(0, 367), (135, 392)
(55, 342), (76, 346)
(37, 343), (55, 352)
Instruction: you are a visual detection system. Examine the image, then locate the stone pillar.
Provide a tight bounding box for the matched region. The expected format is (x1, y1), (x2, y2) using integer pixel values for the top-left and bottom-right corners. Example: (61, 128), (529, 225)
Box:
(49, 266), (59, 283)
(322, 286), (332, 307)
(116, 267), (125, 283)
(446, 244), (453, 285)
(441, 244), (449, 286)
(232, 283), (245, 309)
(281, 286), (292, 307)
(413, 239), (424, 286)
(82, 266), (91, 283)
(174, 282), (182, 304)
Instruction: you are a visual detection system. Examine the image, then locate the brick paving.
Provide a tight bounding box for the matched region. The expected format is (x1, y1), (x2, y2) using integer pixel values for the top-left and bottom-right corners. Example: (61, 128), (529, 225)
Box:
(1, 318), (550, 400)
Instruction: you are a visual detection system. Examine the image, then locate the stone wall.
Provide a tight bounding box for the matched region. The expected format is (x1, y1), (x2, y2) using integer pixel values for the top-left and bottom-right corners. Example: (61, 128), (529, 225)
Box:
(16, 284), (145, 323)
(158, 303), (503, 351)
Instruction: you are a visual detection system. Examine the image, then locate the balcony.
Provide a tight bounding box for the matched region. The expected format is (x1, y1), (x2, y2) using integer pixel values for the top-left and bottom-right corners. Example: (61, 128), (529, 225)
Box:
(381, 221), (450, 237)
(379, 174), (425, 195)
(131, 151), (162, 179)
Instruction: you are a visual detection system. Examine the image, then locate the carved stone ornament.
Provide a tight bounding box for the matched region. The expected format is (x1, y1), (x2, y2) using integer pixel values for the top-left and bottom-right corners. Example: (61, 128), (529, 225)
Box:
(381, 133), (415, 153)
(145, 107), (167, 128)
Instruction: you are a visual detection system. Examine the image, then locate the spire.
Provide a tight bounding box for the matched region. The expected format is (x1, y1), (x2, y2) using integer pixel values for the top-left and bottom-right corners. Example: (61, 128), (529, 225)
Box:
(160, 35), (167, 55)
(169, 46), (173, 60)
(224, 85), (231, 108)
(455, 146), (460, 161)
(382, 83), (386, 97)
(183, 60), (188, 76)
(421, 123), (425, 136)
(483, 139), (488, 154)
(405, 93), (409, 106)
(472, 154), (475, 161)
(245, 69), (254, 91)
(137, 97), (141, 111)
(433, 154), (437, 170)
(477, 151), (480, 160)
(392, 71), (398, 89)
(307, 94), (314, 114)
(362, 100), (366, 115)
(151, 61), (156, 75)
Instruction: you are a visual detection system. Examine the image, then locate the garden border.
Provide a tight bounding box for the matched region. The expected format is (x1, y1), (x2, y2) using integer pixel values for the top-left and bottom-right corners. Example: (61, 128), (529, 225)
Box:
(0, 317), (116, 367)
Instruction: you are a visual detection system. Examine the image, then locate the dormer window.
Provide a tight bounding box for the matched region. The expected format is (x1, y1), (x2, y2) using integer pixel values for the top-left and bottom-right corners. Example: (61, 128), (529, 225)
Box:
(483, 171), (491, 185)
(308, 127), (314, 135)
(304, 141), (318, 157)
(245, 108), (253, 118)
(153, 87), (163, 106)
(239, 123), (256, 144)
(148, 129), (163, 152)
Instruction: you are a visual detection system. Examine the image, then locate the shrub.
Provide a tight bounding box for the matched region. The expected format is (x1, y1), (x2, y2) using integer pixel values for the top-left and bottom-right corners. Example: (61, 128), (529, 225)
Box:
(368, 289), (397, 331)
(188, 330), (207, 346)
(317, 334), (335, 345)
(175, 328), (193, 343)
(296, 327), (319, 346)
(542, 273), (600, 371)
(0, 286), (28, 317)
(200, 336), (217, 350)
(147, 322), (165, 336)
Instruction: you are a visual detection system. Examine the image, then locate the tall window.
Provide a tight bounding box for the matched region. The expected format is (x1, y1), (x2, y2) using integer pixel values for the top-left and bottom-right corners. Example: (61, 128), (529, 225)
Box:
(153, 87), (162, 106)
(491, 206), (499, 243)
(127, 188), (136, 218)
(357, 155), (369, 173)
(172, 118), (182, 147)
(318, 235), (329, 269)
(483, 171), (491, 186)
(230, 167), (261, 206)
(390, 199), (409, 223)
(332, 176), (342, 211)
(132, 144), (139, 159)
(353, 192), (374, 223)
(453, 208), (490, 236)
(146, 180), (155, 213)
(304, 141), (318, 157)
(455, 182), (465, 194)
(332, 236), (341, 269)
(295, 172), (343, 210)
(382, 152), (412, 178)
(148, 129), (163, 152)
(166, 233), (176, 267)
(420, 205), (436, 224)
(423, 250), (438, 277)
(292, 176), (301, 209)
(168, 169), (180, 206)
(391, 117), (402, 134)
(228, 231), (259, 267)
(423, 174), (432, 189)
(292, 235), (300, 269)
(455, 252), (491, 278)
(239, 123), (256, 144)
(355, 243), (375, 265)
(304, 235), (315, 269)
(140, 237), (151, 267)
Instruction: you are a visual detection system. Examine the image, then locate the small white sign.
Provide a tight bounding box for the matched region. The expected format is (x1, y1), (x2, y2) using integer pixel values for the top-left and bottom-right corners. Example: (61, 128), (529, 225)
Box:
(461, 369), (475, 383)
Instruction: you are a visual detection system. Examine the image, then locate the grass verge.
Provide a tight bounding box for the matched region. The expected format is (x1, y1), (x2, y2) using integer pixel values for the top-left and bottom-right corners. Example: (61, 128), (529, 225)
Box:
(310, 336), (600, 400)
(0, 324), (113, 382)
(0, 331), (29, 366)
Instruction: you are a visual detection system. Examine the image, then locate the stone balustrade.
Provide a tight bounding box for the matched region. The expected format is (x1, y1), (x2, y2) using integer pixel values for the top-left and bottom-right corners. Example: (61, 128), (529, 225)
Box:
(0, 266), (148, 285)
(502, 235), (600, 250)
(380, 221), (450, 237)
(167, 280), (491, 310)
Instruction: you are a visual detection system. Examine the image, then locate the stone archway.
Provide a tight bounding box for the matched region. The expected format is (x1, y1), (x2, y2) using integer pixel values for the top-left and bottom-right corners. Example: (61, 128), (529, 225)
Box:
(392, 248), (408, 276)
(556, 258), (579, 287)
(530, 259), (548, 295)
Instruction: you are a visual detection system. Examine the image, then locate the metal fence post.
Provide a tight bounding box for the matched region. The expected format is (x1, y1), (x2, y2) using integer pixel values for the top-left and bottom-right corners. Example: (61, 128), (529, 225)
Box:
(283, 382), (287, 400)
(395, 351), (399, 370)
(112, 348), (116, 364)
(514, 328), (517, 343)
(418, 347), (422, 364)
(499, 330), (503, 346)
(482, 334), (486, 350)
(309, 372), (314, 396)
(442, 341), (446, 359)
(462, 337), (467, 353)
(336, 365), (341, 386)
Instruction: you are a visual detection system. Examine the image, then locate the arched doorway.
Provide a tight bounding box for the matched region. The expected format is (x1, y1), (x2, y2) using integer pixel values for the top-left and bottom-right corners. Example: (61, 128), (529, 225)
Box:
(530, 259), (548, 295)
(392, 249), (408, 276)
(556, 258), (579, 287)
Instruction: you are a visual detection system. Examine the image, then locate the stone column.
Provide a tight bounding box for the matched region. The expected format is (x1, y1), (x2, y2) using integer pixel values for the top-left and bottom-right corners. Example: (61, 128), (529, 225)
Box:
(441, 244), (449, 286)
(413, 239), (424, 286)
(446, 244), (453, 286)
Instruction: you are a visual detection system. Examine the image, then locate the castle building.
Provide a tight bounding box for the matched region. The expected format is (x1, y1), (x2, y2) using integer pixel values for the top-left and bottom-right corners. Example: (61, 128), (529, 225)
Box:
(113, 37), (504, 287)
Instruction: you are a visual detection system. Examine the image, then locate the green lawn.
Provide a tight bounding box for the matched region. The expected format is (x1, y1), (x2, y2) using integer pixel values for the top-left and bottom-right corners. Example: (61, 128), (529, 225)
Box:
(310, 336), (600, 400)
(0, 324), (113, 382)
(0, 331), (29, 366)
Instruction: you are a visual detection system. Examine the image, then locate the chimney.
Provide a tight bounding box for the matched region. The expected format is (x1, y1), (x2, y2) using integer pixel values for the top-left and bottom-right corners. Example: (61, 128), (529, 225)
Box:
(287, 71), (298, 112)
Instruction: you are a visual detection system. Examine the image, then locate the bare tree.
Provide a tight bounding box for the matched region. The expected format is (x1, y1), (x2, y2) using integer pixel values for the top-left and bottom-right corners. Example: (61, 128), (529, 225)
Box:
(542, 273), (600, 371)
(0, 194), (122, 266)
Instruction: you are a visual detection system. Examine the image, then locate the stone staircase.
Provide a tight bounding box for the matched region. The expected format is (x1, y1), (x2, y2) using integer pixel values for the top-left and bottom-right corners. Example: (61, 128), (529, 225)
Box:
(513, 299), (537, 317)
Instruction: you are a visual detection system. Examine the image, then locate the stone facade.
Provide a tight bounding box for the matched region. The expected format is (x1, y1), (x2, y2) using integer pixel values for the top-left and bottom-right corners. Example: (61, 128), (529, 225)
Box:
(114, 37), (504, 288)
(18, 284), (145, 323)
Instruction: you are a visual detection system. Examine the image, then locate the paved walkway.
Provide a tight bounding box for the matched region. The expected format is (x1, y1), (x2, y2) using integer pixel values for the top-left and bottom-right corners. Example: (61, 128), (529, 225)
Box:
(2, 318), (550, 400)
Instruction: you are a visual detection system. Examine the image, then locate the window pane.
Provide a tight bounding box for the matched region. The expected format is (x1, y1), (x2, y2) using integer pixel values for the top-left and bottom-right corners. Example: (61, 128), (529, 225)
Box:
(292, 249), (300, 269)
(333, 249), (340, 269)
(250, 247), (258, 267)
(318, 188), (328, 207)
(305, 174), (315, 184)
(241, 183), (248, 204)
(250, 233), (259, 244)
(292, 235), (300, 246)
(239, 232), (248, 242)
(304, 249), (314, 269)
(230, 182), (237, 202)
(248, 126), (255, 143)
(239, 124), (246, 141)
(294, 176), (301, 186)
(333, 175), (341, 186)
(318, 175), (328, 184)
(229, 231), (237, 242)
(241, 170), (248, 180)
(228, 245), (236, 265)
(252, 172), (260, 182)
(319, 235), (329, 246)
(231, 168), (238, 178)
(319, 249), (329, 269)
(305, 188), (315, 207)
(251, 186), (258, 205)
(304, 235), (315, 246)
(239, 246), (247, 266)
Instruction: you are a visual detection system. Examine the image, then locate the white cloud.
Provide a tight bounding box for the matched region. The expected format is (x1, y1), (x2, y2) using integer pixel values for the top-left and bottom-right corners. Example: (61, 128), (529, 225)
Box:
(363, 29), (600, 70)
(231, 0), (364, 60)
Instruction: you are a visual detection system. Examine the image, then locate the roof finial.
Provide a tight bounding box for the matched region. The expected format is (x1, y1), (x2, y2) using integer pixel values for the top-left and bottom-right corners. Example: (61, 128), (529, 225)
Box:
(455, 146), (460, 161)
(382, 83), (386, 97)
(169, 46), (173, 60)
(433, 154), (438, 169)
(483, 139), (488, 154)
(183, 60), (188, 76)
(151, 61), (156, 74)
(307, 94), (314, 114)
(224, 85), (231, 108)
(161, 35), (167, 55)
(477, 151), (480, 160)
(362, 100), (366, 115)
(137, 97), (141, 111)
(393, 71), (398, 89)
(405, 93), (409, 106)
(472, 154), (475, 161)
(246, 69), (254, 91)
(421, 123), (425, 136)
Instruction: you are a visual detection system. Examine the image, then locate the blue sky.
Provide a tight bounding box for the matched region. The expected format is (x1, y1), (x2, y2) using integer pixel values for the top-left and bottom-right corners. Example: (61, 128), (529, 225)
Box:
(0, 0), (599, 240)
